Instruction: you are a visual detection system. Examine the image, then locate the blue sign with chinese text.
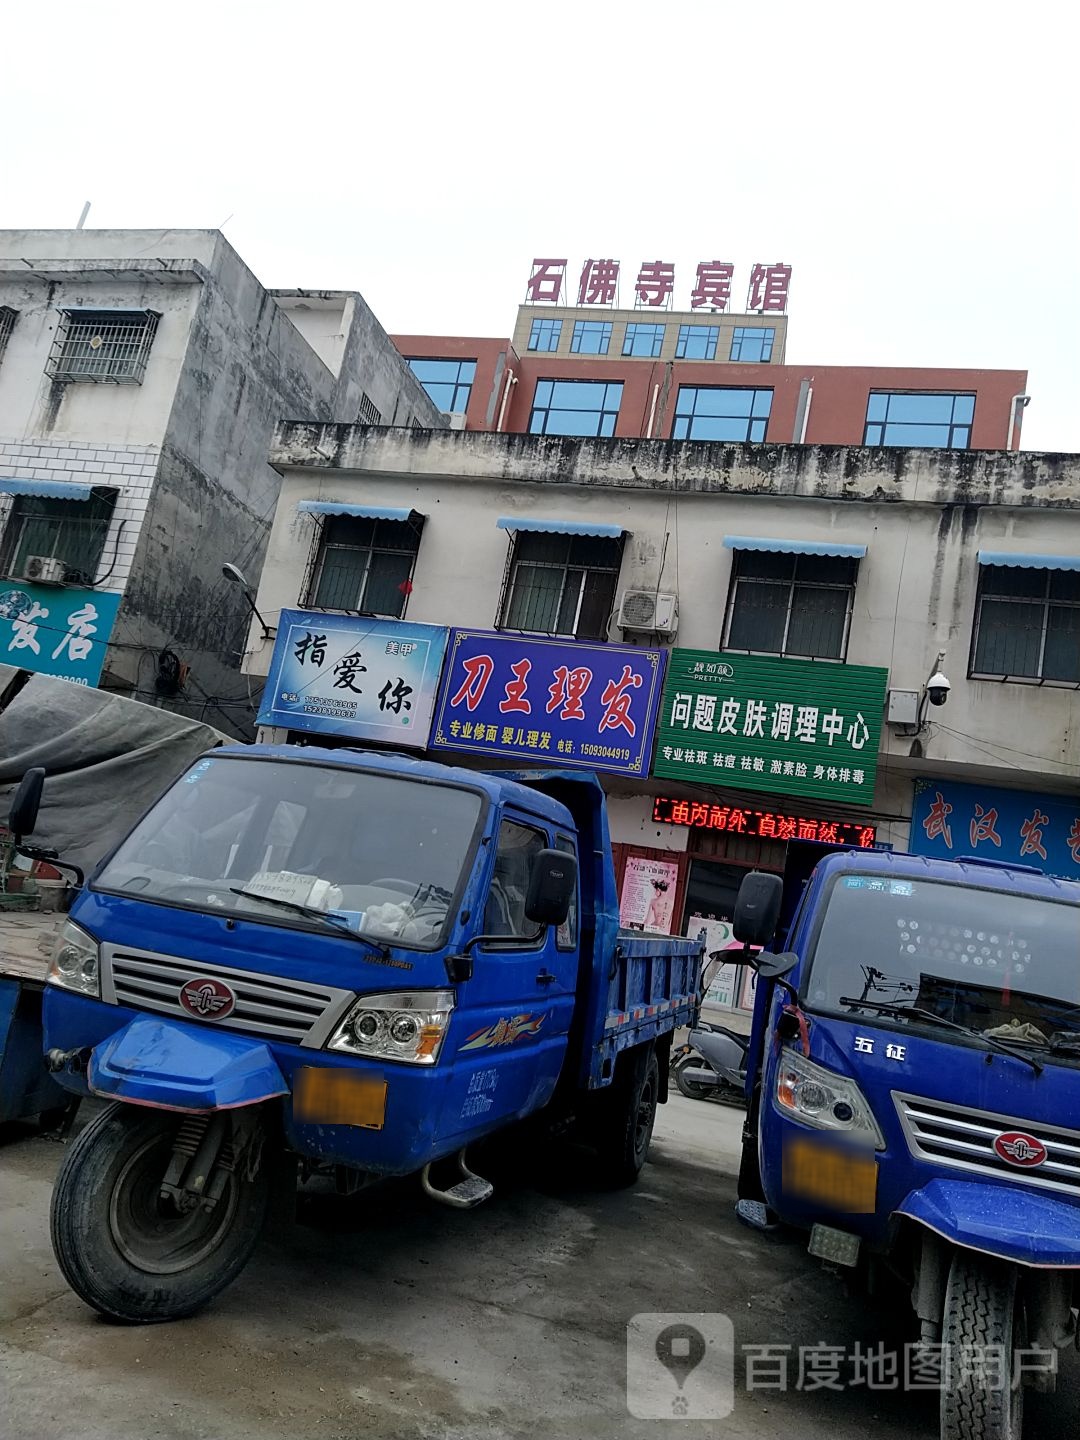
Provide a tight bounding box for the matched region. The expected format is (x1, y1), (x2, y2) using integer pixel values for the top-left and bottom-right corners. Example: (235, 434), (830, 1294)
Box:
(910, 777), (1080, 879)
(430, 629), (666, 775)
(0, 582), (121, 686)
(257, 611), (449, 747)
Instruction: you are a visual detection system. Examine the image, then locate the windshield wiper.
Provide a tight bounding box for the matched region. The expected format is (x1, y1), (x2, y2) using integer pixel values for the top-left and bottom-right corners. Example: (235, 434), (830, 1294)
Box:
(838, 997), (1044, 1075)
(228, 887), (390, 959)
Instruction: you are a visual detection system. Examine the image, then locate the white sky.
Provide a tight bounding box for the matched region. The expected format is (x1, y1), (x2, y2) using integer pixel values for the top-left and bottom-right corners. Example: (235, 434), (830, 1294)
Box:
(3, 0), (1076, 450)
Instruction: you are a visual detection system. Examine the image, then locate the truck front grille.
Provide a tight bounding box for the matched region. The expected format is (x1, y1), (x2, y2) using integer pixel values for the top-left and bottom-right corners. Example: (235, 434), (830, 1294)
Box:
(894, 1091), (1080, 1198)
(101, 944), (354, 1049)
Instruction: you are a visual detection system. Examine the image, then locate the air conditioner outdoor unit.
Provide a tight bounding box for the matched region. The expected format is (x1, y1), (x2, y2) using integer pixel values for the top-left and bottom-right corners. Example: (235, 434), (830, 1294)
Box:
(617, 589), (679, 634)
(22, 555), (66, 585)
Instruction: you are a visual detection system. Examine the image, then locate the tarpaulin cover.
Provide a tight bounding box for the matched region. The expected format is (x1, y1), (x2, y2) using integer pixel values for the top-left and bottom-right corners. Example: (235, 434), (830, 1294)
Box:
(0, 668), (231, 873)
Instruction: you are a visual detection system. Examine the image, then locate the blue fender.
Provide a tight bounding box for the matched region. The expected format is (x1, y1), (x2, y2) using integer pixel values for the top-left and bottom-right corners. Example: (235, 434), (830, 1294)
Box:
(88, 1015), (288, 1112)
(898, 1177), (1080, 1268)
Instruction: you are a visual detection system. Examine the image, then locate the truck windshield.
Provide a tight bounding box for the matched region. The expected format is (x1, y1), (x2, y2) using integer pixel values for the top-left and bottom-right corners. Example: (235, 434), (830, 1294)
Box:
(94, 756), (483, 950)
(804, 874), (1080, 1052)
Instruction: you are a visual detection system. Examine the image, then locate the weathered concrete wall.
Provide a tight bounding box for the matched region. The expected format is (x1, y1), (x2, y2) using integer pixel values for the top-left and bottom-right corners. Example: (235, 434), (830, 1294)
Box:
(249, 428), (1080, 798)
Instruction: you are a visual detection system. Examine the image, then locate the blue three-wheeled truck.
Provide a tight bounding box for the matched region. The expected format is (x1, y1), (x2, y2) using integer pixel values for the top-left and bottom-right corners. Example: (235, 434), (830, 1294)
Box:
(7, 746), (703, 1323)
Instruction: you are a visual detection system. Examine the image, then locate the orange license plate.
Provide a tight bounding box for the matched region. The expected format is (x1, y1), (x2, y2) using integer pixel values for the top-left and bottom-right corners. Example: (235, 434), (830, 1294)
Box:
(293, 1068), (387, 1128)
(783, 1134), (877, 1214)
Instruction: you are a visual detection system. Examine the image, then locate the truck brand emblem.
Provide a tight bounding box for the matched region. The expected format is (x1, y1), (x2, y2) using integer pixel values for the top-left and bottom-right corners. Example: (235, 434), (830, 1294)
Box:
(993, 1131), (1047, 1168)
(179, 977), (236, 1020)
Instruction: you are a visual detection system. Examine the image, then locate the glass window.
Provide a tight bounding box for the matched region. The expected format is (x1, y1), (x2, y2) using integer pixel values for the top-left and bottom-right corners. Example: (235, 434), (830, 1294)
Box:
(972, 565), (1080, 683)
(863, 392), (974, 449)
(528, 378), (623, 438)
(672, 386), (772, 443)
(501, 531), (623, 640)
(729, 327), (775, 363)
(528, 318), (562, 353)
(94, 757), (485, 949)
(724, 551), (858, 660)
(675, 325), (719, 360)
(622, 323), (665, 358)
(0, 489), (117, 584)
(570, 320), (612, 355)
(484, 820), (546, 940)
(309, 514), (421, 617)
(46, 309), (159, 384)
(405, 357), (477, 413)
(555, 834), (578, 949)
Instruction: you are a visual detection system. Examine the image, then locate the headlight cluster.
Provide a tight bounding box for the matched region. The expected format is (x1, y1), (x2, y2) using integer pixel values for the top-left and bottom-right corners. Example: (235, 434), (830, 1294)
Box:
(327, 990), (454, 1066)
(47, 920), (100, 998)
(776, 1049), (885, 1148)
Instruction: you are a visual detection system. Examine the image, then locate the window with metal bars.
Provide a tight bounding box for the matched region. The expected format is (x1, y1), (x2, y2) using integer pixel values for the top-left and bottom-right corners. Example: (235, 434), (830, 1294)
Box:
(0, 489), (118, 584)
(358, 392), (382, 425)
(306, 514), (421, 617)
(47, 309), (160, 383)
(0, 306), (17, 361)
(723, 551), (858, 660)
(971, 565), (1080, 684)
(498, 532), (623, 640)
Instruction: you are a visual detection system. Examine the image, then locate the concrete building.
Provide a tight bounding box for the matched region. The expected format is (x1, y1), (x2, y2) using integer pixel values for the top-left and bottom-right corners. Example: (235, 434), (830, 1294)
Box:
(395, 309), (1029, 449)
(0, 229), (441, 734)
(244, 425), (1080, 1003)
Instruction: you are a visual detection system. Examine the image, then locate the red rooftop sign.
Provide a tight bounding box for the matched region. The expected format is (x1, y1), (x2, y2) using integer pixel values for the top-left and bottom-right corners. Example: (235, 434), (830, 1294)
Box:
(653, 796), (876, 848)
(525, 258), (791, 313)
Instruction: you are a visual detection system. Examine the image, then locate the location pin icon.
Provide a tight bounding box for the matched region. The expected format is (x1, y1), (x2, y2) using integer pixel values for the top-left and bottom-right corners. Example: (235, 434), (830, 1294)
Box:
(655, 1322), (707, 1393)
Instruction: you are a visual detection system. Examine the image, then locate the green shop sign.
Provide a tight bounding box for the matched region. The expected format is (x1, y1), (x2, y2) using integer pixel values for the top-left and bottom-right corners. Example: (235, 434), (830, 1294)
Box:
(653, 651), (889, 806)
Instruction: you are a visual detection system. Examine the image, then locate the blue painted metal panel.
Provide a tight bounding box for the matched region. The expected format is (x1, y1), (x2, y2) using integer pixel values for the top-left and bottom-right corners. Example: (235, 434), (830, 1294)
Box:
(495, 516), (624, 538)
(723, 535), (867, 558)
(977, 550), (1080, 570)
(0, 478), (94, 500)
(296, 501), (415, 520)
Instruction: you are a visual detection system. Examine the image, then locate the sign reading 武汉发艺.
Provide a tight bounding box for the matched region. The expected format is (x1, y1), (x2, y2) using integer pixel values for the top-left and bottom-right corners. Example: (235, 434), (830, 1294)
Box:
(652, 651), (889, 806)
(257, 612), (449, 747)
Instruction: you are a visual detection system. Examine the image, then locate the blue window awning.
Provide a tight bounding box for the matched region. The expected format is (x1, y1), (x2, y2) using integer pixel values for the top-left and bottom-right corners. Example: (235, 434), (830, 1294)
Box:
(296, 501), (418, 522)
(496, 516), (624, 539)
(723, 535), (867, 559)
(0, 477), (95, 501)
(978, 550), (1080, 572)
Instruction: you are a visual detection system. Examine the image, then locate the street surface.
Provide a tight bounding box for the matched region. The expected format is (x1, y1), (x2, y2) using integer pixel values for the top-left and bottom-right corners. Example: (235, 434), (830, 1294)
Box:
(1, 1093), (1076, 1440)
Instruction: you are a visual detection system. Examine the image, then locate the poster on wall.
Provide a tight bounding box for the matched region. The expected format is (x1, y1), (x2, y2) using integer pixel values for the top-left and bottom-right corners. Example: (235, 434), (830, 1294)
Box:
(686, 915), (740, 1009)
(620, 855), (680, 933)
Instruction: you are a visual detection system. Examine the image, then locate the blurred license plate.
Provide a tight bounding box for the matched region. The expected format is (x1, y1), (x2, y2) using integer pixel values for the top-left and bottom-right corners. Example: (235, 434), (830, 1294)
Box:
(293, 1068), (386, 1128)
(783, 1135), (877, 1214)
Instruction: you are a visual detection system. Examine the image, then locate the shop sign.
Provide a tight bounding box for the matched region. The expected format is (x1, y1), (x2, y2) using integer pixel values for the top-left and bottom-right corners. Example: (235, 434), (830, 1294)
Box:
(430, 629), (666, 775)
(257, 611), (449, 747)
(0, 581), (121, 687)
(653, 796), (876, 848)
(525, 257), (791, 313)
(620, 855), (680, 934)
(652, 650), (889, 807)
(911, 777), (1080, 879)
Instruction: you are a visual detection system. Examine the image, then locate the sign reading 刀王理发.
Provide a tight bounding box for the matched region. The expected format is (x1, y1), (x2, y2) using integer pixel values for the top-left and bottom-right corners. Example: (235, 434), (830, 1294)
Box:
(652, 651), (889, 806)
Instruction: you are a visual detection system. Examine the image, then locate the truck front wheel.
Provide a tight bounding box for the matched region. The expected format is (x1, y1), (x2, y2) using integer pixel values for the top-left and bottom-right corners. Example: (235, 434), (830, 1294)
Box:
(594, 1046), (659, 1187)
(940, 1252), (1024, 1440)
(51, 1102), (269, 1323)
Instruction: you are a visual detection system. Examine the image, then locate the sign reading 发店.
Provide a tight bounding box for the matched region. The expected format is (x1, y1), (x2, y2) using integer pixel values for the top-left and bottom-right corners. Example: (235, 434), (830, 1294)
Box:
(0, 581), (121, 687)
(257, 612), (449, 747)
(652, 651), (889, 806)
(911, 777), (1080, 879)
(430, 629), (666, 775)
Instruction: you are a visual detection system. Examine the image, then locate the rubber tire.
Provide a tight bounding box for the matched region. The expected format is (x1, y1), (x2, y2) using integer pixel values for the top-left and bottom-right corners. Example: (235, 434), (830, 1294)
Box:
(673, 1055), (715, 1102)
(595, 1047), (660, 1188)
(941, 1252), (1024, 1440)
(50, 1102), (270, 1324)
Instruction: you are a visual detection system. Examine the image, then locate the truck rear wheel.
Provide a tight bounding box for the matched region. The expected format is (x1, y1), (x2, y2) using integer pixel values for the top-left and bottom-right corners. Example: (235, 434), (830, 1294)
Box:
(594, 1046), (659, 1187)
(50, 1102), (269, 1323)
(941, 1252), (1023, 1440)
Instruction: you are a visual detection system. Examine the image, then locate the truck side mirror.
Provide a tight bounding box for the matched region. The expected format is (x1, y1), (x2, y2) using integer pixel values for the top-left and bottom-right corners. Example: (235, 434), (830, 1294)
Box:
(524, 848), (578, 928)
(8, 766), (46, 843)
(733, 871), (782, 948)
(757, 951), (798, 981)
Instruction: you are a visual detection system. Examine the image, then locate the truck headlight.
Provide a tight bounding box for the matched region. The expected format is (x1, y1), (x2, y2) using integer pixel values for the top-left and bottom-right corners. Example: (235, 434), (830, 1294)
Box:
(775, 1050), (885, 1149)
(327, 990), (454, 1066)
(47, 920), (100, 999)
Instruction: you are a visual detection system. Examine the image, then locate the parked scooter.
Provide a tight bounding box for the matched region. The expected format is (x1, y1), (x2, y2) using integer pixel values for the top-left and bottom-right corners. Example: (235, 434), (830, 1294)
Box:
(673, 1019), (748, 1104)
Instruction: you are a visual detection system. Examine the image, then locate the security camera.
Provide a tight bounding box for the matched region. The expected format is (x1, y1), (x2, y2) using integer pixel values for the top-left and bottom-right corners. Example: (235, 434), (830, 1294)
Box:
(926, 672), (951, 707)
